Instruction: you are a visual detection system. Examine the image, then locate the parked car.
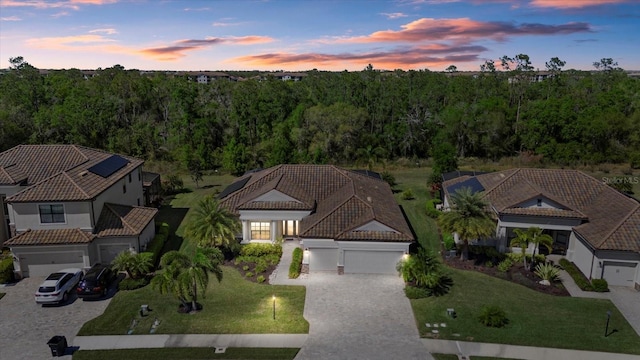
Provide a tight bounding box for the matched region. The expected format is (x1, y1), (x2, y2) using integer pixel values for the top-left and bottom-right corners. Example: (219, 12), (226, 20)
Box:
(76, 263), (116, 299)
(35, 268), (83, 304)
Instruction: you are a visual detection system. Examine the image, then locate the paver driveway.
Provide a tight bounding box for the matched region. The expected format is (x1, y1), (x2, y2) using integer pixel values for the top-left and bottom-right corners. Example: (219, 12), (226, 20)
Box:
(293, 272), (432, 360)
(0, 276), (111, 360)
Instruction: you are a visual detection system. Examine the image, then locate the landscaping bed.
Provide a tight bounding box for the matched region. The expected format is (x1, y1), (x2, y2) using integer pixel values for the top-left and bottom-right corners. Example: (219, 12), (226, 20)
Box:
(444, 257), (570, 297)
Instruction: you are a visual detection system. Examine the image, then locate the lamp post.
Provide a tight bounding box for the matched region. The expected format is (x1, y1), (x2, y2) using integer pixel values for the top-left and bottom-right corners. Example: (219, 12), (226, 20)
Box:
(272, 295), (276, 320)
(605, 310), (612, 337)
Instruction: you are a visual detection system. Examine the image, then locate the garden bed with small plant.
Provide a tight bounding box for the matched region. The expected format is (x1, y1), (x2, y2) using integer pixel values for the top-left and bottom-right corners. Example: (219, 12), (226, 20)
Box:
(227, 243), (283, 284)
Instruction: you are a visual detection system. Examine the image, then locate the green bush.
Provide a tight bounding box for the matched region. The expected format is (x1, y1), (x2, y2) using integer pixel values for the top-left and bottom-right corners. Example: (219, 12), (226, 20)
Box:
(591, 278), (609, 292)
(242, 265), (249, 271)
(477, 305), (509, 328)
(534, 263), (560, 282)
(144, 222), (169, 266)
(404, 285), (431, 299)
(0, 257), (14, 284)
(240, 243), (283, 258)
(497, 258), (513, 273)
(401, 189), (415, 200)
(254, 258), (268, 273)
(442, 233), (455, 251)
(118, 277), (149, 290)
(245, 271), (254, 278)
(381, 171), (396, 187)
(559, 259), (594, 291)
(426, 199), (442, 218)
(289, 247), (303, 279)
(256, 275), (266, 283)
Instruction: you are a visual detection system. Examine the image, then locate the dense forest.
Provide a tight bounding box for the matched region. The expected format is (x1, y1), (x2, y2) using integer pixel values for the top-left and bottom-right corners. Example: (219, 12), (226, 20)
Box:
(1, 56), (639, 177)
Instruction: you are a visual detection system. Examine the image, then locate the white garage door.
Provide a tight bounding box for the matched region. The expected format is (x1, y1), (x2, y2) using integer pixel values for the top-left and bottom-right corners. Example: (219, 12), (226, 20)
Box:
(99, 244), (131, 264)
(603, 262), (637, 287)
(344, 250), (403, 274)
(309, 248), (338, 271)
(24, 251), (84, 277)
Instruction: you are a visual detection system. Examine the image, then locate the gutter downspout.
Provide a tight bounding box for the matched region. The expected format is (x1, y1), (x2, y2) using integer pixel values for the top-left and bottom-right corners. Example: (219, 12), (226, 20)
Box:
(589, 251), (595, 280)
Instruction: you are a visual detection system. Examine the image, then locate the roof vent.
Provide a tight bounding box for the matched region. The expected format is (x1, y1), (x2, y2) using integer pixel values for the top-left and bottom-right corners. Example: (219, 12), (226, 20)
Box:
(79, 170), (88, 177)
(367, 196), (372, 202)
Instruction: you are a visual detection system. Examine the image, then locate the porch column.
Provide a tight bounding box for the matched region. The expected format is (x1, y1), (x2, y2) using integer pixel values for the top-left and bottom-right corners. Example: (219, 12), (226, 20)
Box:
(270, 220), (278, 242)
(242, 221), (250, 244)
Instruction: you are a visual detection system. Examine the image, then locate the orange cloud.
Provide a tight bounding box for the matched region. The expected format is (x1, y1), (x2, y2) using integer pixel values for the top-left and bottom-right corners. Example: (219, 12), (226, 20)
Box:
(140, 36), (274, 61)
(231, 44), (487, 70)
(340, 17), (592, 44)
(530, 0), (629, 8)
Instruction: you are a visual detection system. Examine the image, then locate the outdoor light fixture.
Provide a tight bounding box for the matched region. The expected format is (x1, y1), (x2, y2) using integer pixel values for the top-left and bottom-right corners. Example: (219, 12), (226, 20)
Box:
(605, 310), (612, 337)
(272, 295), (276, 320)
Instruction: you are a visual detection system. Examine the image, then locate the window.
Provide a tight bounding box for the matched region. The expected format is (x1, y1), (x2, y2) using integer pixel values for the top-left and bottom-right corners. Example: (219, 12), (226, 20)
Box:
(138, 169), (141, 181)
(123, 184), (127, 194)
(39, 204), (65, 224)
(250, 222), (271, 240)
(128, 173), (132, 183)
(537, 198), (542, 207)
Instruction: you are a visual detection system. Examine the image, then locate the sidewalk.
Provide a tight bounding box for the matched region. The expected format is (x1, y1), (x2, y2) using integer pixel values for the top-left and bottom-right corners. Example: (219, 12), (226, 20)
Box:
(422, 339), (640, 360)
(270, 239), (308, 285)
(74, 334), (308, 350)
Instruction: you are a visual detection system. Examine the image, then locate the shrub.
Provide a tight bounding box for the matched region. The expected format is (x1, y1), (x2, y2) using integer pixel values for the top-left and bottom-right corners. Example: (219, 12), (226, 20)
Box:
(118, 277), (149, 290)
(144, 222), (169, 266)
(240, 243), (283, 258)
(289, 247), (303, 279)
(477, 305), (509, 328)
(442, 233), (455, 251)
(242, 265), (250, 271)
(497, 259), (513, 273)
(254, 258), (268, 273)
(245, 271), (254, 278)
(404, 286), (431, 299)
(381, 171), (396, 187)
(401, 189), (415, 200)
(534, 263), (560, 282)
(426, 199), (442, 218)
(0, 257), (14, 284)
(559, 259), (594, 291)
(591, 278), (609, 292)
(256, 275), (266, 283)
(162, 174), (184, 194)
(485, 261), (494, 268)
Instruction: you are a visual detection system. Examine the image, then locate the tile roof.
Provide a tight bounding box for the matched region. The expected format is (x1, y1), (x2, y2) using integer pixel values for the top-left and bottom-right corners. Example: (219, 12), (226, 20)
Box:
(1, 145), (143, 202)
(5, 228), (95, 246)
(219, 165), (413, 243)
(94, 203), (158, 237)
(442, 168), (640, 252)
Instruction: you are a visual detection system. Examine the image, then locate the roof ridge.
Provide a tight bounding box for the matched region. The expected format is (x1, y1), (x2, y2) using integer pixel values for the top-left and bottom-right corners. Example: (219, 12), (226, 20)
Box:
(70, 144), (90, 162)
(0, 166), (14, 183)
(597, 202), (640, 248)
(105, 203), (137, 234)
(303, 191), (355, 236)
(482, 168), (521, 196)
(62, 171), (90, 198)
(510, 182), (588, 218)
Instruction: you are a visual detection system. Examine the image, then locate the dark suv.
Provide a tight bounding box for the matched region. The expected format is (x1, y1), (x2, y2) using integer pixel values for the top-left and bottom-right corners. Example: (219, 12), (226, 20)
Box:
(76, 264), (116, 299)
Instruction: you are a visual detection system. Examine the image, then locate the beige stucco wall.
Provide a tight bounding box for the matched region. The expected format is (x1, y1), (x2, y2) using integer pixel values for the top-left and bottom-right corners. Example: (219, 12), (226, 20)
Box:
(11, 201), (93, 232)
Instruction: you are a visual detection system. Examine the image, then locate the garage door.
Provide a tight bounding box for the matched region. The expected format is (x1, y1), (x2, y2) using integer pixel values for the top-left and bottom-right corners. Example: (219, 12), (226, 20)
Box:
(603, 261), (637, 286)
(309, 248), (338, 271)
(344, 250), (403, 274)
(24, 251), (84, 277)
(99, 244), (131, 264)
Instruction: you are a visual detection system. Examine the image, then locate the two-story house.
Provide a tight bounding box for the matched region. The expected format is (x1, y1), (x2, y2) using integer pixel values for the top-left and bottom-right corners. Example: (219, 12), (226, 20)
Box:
(0, 145), (158, 278)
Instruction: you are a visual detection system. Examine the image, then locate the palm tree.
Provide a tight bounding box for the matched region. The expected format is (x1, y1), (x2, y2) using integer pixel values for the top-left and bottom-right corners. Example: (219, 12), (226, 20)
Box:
(184, 196), (241, 248)
(510, 227), (554, 270)
(438, 187), (495, 260)
(111, 250), (153, 279)
(510, 228), (530, 269)
(151, 247), (224, 313)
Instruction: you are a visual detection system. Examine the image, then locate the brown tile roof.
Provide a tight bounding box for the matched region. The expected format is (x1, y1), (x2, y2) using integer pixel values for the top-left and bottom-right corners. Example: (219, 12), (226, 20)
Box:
(5, 228), (95, 246)
(1, 145), (143, 202)
(94, 203), (158, 237)
(442, 168), (640, 252)
(220, 165), (413, 243)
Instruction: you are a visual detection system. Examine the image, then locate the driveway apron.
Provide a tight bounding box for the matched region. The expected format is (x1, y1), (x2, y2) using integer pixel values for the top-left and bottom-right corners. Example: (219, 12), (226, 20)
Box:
(294, 272), (431, 360)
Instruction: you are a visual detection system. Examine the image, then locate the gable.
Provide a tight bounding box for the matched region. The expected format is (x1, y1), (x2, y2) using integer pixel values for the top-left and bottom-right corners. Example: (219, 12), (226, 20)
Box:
(252, 189), (302, 203)
(513, 195), (567, 210)
(353, 220), (399, 233)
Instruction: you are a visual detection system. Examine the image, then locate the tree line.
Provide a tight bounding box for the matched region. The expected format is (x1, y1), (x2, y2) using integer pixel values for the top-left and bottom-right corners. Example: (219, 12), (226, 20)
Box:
(1, 55), (639, 175)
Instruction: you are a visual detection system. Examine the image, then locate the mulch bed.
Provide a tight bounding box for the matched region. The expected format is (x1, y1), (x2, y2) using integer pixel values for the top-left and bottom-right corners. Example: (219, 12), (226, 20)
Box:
(444, 256), (570, 297)
(224, 260), (278, 284)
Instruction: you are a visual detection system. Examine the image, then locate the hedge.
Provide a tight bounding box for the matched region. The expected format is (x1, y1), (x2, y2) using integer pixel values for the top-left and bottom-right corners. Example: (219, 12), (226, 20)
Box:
(0, 257), (14, 284)
(591, 278), (609, 292)
(289, 247), (303, 279)
(144, 222), (169, 266)
(559, 258), (594, 291)
(426, 198), (442, 219)
(240, 243), (283, 258)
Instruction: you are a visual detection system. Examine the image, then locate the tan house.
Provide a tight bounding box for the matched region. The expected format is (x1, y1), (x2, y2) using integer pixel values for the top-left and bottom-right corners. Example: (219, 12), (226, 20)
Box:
(0, 145), (157, 278)
(219, 165), (414, 274)
(442, 168), (640, 289)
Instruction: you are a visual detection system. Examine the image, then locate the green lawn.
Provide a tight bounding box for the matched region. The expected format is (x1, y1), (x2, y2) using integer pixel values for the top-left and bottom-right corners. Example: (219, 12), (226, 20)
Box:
(78, 266), (308, 335)
(390, 167), (640, 355)
(72, 348), (299, 360)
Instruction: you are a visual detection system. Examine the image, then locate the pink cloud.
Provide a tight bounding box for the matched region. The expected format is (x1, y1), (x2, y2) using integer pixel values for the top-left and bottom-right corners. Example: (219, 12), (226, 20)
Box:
(530, 0), (629, 9)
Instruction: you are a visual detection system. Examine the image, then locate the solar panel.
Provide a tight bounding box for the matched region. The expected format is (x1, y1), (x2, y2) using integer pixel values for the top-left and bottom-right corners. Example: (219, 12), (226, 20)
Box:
(218, 176), (250, 199)
(88, 155), (129, 178)
(446, 177), (485, 195)
(351, 169), (382, 179)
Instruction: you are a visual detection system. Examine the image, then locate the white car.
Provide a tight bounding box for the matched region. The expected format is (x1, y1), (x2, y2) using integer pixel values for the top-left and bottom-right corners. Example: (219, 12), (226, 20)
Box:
(35, 268), (83, 304)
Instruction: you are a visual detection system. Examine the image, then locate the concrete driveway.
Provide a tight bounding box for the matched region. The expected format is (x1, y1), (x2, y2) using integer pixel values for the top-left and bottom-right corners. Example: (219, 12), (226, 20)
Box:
(608, 286), (640, 336)
(0, 276), (112, 360)
(293, 272), (431, 360)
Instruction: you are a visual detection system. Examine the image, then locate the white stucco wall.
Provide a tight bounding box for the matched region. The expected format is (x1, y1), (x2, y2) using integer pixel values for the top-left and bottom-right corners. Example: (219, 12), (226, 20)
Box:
(91, 166), (144, 222)
(567, 233), (598, 279)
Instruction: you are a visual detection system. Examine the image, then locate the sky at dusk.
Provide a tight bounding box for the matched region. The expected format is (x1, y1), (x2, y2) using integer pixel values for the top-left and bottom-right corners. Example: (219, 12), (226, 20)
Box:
(1, 0), (639, 72)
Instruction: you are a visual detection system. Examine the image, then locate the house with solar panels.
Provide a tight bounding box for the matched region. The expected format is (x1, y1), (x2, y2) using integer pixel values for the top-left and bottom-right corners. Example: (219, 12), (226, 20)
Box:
(0, 145), (158, 278)
(442, 168), (640, 289)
